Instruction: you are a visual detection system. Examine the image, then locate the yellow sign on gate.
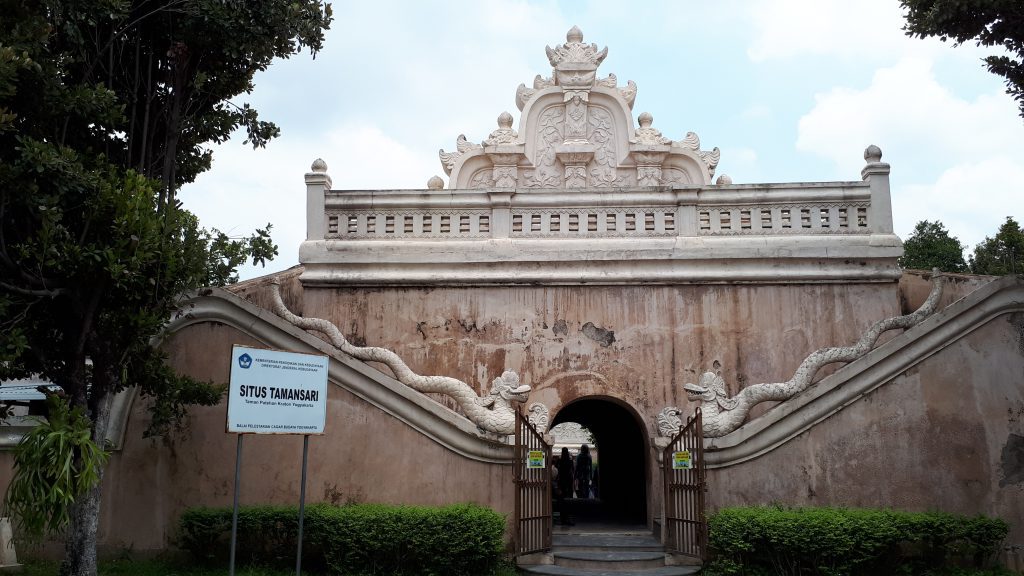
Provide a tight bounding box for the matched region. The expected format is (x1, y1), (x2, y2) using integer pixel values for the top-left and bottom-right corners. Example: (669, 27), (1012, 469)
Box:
(672, 450), (693, 470)
(527, 450), (545, 469)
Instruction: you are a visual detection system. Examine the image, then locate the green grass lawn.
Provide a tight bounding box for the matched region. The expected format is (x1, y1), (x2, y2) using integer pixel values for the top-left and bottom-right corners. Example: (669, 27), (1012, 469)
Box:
(22, 558), (521, 575)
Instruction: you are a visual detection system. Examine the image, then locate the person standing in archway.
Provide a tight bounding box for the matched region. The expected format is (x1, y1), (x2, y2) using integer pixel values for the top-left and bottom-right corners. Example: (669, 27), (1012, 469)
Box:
(557, 447), (575, 525)
(576, 444), (593, 499)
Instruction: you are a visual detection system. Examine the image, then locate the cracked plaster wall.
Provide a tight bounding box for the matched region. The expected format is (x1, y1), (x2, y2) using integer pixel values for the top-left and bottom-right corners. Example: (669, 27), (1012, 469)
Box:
(296, 280), (900, 429)
(705, 299), (1024, 548)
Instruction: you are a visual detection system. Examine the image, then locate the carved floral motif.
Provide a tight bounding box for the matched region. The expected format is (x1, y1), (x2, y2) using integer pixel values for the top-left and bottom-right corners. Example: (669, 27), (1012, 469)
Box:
(524, 106), (564, 188)
(469, 169), (496, 189)
(656, 406), (683, 437)
(527, 403), (549, 433)
(564, 165), (587, 188)
(493, 166), (517, 188)
(637, 166), (662, 186)
(588, 107), (617, 187)
(564, 93), (588, 141)
(438, 134), (482, 176)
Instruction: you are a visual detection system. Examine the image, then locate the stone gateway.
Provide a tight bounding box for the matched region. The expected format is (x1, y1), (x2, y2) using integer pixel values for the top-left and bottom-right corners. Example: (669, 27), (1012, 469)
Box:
(1, 27), (1021, 568)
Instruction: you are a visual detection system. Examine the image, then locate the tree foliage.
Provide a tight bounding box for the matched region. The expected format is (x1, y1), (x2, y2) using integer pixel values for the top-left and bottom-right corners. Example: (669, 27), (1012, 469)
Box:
(0, 1), (332, 574)
(2, 396), (109, 541)
(900, 220), (968, 272)
(970, 216), (1024, 275)
(901, 0), (1024, 119)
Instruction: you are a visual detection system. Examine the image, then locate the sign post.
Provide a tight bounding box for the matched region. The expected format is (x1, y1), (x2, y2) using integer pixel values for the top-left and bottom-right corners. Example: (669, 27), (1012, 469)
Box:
(226, 345), (329, 576)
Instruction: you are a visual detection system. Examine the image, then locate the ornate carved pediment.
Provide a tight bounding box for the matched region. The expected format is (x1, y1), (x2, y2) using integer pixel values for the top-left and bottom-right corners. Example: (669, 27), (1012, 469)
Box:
(438, 26), (723, 189)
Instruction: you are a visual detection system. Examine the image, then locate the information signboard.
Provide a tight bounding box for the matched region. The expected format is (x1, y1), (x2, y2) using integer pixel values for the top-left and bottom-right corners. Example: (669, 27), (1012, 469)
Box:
(527, 450), (545, 469)
(227, 345), (329, 435)
(672, 450), (693, 470)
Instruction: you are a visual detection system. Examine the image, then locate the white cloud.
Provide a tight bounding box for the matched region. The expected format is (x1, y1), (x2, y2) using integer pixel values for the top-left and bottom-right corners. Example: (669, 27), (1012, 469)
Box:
(796, 56), (1024, 251)
(747, 0), (906, 61)
(745, 0), (947, 62)
(179, 123), (438, 279)
(797, 57), (1023, 175)
(894, 158), (1024, 254)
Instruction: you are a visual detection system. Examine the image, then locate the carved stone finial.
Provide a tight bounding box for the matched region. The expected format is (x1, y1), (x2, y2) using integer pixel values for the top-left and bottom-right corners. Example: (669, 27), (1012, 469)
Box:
(311, 158), (328, 173)
(484, 112), (519, 146)
(716, 174), (733, 185)
(632, 112), (672, 146)
(567, 25), (583, 43)
(545, 27), (608, 69)
(427, 175), (444, 189)
(864, 145), (883, 163)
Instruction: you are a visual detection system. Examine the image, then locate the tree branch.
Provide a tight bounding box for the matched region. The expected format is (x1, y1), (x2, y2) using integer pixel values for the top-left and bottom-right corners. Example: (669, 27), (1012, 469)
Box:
(0, 281), (67, 298)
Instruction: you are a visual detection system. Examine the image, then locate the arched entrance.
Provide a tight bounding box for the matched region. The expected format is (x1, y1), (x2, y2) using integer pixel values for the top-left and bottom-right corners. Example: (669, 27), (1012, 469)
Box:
(551, 397), (648, 525)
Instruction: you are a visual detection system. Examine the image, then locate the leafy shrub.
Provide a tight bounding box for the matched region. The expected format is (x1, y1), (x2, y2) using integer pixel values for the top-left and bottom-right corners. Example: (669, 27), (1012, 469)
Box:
(705, 506), (1008, 576)
(3, 396), (110, 542)
(178, 502), (506, 575)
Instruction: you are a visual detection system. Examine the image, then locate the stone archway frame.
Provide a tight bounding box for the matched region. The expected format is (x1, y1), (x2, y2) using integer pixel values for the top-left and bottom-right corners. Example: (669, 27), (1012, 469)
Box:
(548, 393), (654, 524)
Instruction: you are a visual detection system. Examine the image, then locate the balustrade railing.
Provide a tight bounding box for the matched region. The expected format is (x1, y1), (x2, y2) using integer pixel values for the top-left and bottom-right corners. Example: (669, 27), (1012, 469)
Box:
(315, 182), (881, 242)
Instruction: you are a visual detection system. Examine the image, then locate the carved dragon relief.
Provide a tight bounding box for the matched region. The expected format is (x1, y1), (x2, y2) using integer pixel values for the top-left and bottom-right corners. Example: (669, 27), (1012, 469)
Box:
(672, 272), (946, 438)
(269, 282), (530, 436)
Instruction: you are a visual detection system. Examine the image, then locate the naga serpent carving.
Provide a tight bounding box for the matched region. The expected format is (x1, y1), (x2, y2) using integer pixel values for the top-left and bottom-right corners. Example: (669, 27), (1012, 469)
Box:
(269, 282), (530, 435)
(683, 271), (945, 437)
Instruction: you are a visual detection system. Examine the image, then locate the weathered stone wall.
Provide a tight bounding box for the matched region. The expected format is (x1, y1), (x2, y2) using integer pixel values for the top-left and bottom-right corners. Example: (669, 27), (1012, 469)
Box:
(706, 301), (1024, 545)
(284, 279), (901, 429)
(0, 320), (513, 553)
(4, 271), (1020, 556)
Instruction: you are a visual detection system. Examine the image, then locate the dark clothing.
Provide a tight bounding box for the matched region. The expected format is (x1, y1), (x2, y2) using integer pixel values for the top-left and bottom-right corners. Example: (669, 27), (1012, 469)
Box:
(575, 452), (592, 498)
(557, 457), (575, 497)
(555, 455), (575, 525)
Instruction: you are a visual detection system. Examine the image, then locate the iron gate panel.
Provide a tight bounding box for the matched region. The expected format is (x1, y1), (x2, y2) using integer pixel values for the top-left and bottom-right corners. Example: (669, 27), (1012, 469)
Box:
(513, 409), (552, 556)
(663, 407), (707, 560)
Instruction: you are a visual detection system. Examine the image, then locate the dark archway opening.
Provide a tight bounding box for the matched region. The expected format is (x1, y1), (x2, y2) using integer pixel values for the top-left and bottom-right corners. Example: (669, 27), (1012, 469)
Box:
(552, 397), (647, 525)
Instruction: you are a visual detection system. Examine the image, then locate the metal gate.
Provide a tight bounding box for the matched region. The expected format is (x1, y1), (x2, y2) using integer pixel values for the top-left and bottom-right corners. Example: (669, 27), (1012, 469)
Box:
(513, 408), (552, 556)
(663, 407), (707, 560)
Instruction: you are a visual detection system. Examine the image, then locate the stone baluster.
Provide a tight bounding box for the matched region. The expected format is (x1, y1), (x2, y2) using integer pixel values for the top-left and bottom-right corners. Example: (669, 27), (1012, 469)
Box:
(861, 145), (893, 234)
(305, 158), (332, 241)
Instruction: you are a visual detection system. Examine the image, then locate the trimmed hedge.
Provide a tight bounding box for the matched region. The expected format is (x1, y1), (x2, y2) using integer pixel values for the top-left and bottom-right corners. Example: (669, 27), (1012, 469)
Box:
(178, 502), (506, 575)
(705, 506), (1009, 576)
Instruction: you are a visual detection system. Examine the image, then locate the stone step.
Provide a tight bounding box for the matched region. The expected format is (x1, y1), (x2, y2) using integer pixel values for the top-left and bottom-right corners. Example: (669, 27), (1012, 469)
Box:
(553, 533), (663, 552)
(519, 564), (701, 576)
(554, 550), (666, 571)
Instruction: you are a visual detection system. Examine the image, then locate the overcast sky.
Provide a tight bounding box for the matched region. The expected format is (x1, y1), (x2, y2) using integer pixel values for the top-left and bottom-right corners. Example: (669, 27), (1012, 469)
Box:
(178, 0), (1024, 280)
